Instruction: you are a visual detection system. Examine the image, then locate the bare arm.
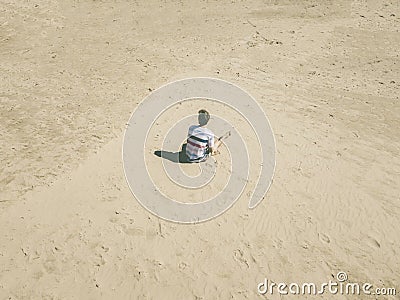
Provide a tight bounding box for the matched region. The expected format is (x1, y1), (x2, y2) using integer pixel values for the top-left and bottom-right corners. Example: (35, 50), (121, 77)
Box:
(209, 131), (230, 155)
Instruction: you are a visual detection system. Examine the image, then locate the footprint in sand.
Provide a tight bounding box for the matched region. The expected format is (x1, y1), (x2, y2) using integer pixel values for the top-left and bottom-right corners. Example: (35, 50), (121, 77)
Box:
(365, 236), (381, 249)
(178, 262), (188, 271)
(233, 249), (249, 268)
(318, 233), (331, 244)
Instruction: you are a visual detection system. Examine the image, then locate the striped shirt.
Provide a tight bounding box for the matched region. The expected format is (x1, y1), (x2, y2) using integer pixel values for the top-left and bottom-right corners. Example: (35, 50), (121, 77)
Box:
(186, 125), (215, 161)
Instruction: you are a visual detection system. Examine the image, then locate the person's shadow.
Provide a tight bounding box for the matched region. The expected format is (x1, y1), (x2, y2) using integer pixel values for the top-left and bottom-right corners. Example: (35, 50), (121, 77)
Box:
(154, 143), (190, 163)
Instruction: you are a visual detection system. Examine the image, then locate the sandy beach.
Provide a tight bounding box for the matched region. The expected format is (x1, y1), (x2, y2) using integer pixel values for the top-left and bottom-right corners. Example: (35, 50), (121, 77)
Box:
(1, 0), (399, 299)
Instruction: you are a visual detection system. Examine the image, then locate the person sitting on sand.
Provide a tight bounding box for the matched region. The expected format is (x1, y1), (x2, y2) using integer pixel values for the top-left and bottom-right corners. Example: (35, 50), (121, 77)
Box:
(185, 109), (230, 163)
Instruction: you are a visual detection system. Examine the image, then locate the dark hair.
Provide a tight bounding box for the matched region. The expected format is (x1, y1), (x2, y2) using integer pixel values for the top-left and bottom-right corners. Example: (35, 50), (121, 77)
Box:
(198, 109), (210, 126)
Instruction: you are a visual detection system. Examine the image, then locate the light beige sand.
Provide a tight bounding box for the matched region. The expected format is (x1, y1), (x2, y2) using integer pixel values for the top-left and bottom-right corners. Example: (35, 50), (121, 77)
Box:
(1, 0), (399, 299)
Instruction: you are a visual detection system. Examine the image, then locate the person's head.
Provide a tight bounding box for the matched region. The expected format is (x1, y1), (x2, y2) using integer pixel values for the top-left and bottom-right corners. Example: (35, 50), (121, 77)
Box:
(198, 109), (210, 126)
